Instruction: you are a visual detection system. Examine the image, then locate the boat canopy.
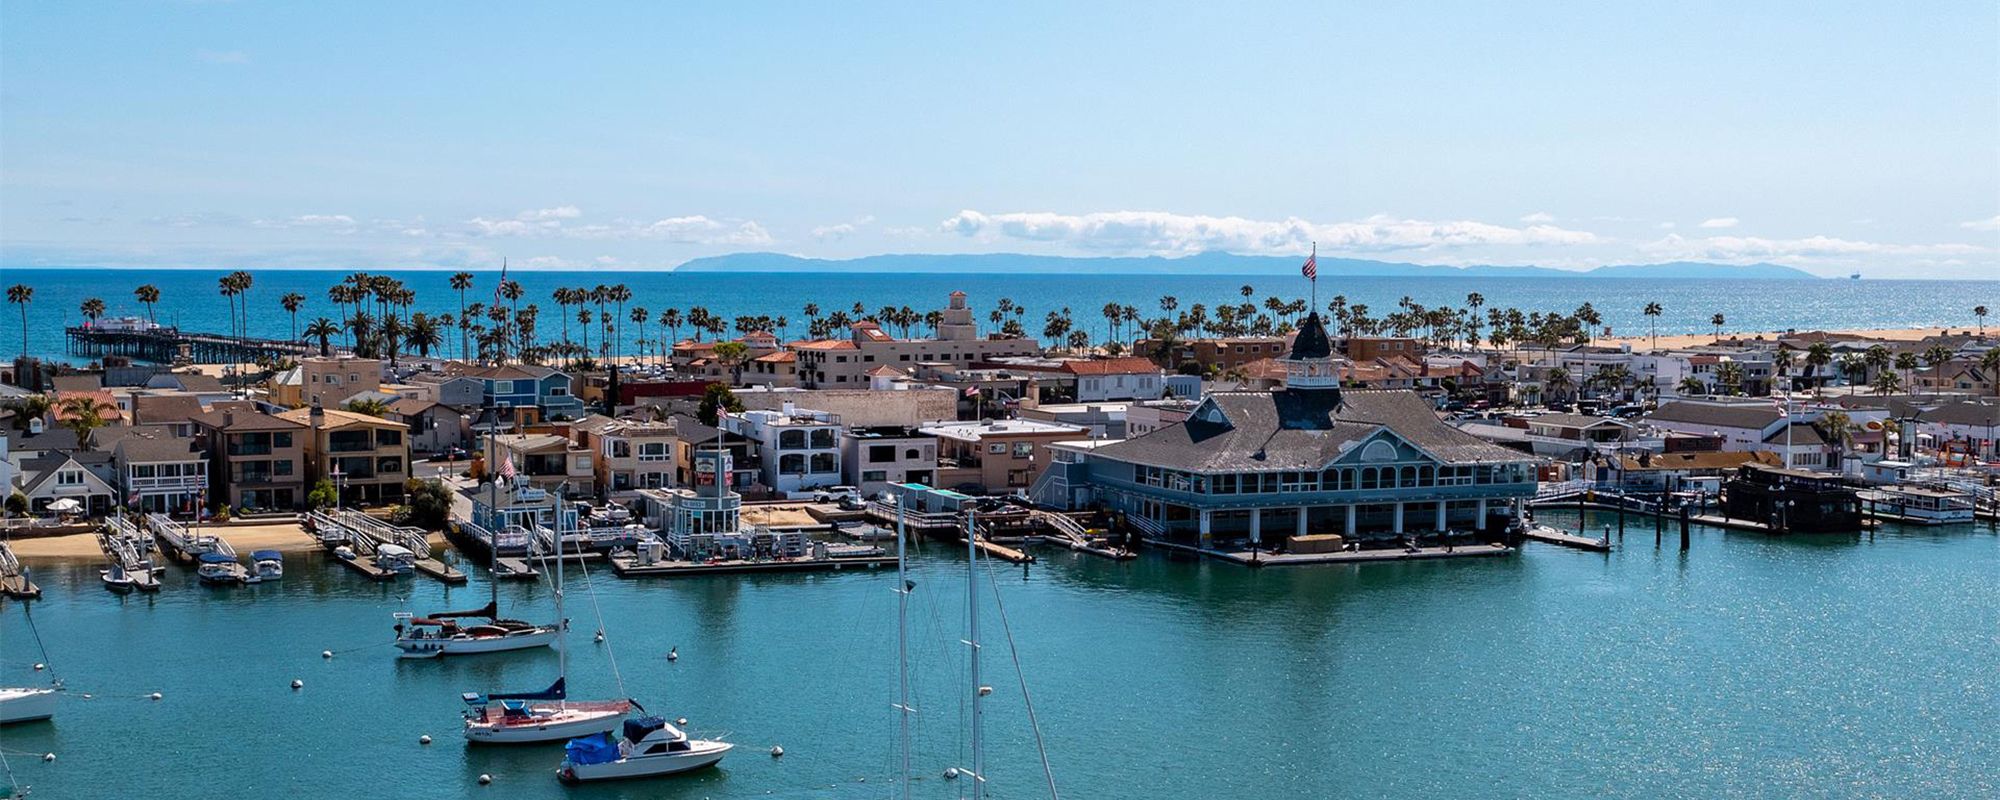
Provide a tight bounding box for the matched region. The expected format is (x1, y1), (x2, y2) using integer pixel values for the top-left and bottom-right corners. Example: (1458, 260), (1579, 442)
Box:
(251, 550), (282, 561)
(427, 599), (499, 620)
(197, 552), (236, 564)
(564, 733), (620, 766)
(463, 677), (566, 706)
(375, 543), (414, 559)
(623, 716), (669, 743)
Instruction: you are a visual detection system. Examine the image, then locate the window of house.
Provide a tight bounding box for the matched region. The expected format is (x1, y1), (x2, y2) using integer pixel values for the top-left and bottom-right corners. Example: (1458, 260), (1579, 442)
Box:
(273, 432), (293, 448)
(779, 430), (807, 450)
(809, 429), (836, 449)
(377, 457), (403, 473)
(810, 453), (837, 473)
(1011, 442), (1033, 457)
(58, 469), (84, 486)
(988, 443), (1006, 454)
(869, 445), (897, 462)
(779, 453), (806, 474)
(638, 442), (669, 461)
(905, 448), (923, 460)
(133, 464), (157, 478)
(376, 429), (403, 447)
(862, 470), (888, 482)
(275, 460), (294, 476)
(349, 373), (359, 382)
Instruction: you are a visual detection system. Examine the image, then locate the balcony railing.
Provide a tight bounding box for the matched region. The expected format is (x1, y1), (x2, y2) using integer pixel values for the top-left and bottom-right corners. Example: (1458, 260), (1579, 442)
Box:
(130, 475), (208, 491)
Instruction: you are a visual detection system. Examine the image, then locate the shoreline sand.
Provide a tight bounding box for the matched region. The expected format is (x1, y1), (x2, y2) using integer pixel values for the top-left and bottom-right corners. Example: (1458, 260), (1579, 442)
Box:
(10, 522), (321, 561)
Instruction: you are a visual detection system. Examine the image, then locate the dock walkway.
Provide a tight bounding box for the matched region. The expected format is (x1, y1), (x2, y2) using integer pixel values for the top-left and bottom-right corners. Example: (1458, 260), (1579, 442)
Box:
(608, 552), (895, 578)
(0, 541), (39, 599)
(1520, 523), (1612, 552)
(1146, 536), (1513, 566)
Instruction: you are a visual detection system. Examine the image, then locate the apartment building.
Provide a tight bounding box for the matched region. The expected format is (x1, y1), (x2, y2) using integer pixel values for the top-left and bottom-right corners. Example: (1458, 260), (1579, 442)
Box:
(721, 403), (844, 495)
(278, 402), (411, 506)
(571, 414), (682, 499)
(920, 418), (1085, 494)
(791, 293), (1040, 388)
(190, 408), (309, 512)
(841, 426), (937, 496)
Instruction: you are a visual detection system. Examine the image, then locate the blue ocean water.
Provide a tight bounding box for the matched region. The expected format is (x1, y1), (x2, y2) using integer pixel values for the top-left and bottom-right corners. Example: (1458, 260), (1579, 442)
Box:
(3, 268), (1996, 363)
(2, 515), (1996, 799)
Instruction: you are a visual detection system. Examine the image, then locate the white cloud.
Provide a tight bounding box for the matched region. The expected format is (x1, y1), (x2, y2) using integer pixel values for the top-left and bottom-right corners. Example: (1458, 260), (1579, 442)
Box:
(195, 49), (249, 65)
(519, 206), (582, 222)
(249, 214), (360, 233)
(1698, 217), (1739, 229)
(463, 207), (770, 245)
(1519, 212), (1557, 224)
(812, 215), (874, 242)
(1960, 215), (2000, 232)
(1656, 222), (1676, 229)
(940, 209), (1598, 255)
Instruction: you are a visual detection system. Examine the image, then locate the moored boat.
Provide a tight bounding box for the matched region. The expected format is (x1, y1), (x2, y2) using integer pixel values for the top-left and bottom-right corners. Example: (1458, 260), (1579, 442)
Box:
(463, 679), (632, 744)
(557, 716), (731, 782)
(251, 550), (284, 581)
(195, 552), (247, 585)
(0, 687), (58, 725)
(100, 564), (137, 593)
(393, 601), (558, 658)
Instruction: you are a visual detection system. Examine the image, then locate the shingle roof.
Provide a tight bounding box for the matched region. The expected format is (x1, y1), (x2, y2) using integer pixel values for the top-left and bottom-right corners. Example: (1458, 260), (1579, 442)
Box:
(1618, 450), (1781, 472)
(1920, 401), (2000, 427)
(1643, 401), (1781, 430)
(1762, 422), (1830, 447)
(132, 394), (204, 426)
(50, 375), (103, 393)
(1090, 388), (1528, 471)
(114, 433), (205, 463)
(189, 408), (309, 432)
(1060, 357), (1160, 376)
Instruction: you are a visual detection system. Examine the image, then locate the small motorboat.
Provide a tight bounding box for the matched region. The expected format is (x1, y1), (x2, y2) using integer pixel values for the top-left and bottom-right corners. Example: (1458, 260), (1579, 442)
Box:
(195, 552), (246, 585)
(558, 716), (731, 782)
(393, 601), (558, 659)
(333, 545), (357, 561)
(250, 550), (284, 582)
(101, 564), (138, 593)
(373, 544), (417, 573)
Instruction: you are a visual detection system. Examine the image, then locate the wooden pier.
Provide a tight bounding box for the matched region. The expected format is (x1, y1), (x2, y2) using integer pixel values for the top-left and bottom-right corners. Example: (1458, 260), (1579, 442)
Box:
(308, 509), (464, 583)
(99, 517), (164, 592)
(1145, 536), (1514, 566)
(146, 512), (234, 563)
(1029, 510), (1136, 561)
(493, 557), (541, 581)
(0, 541), (40, 599)
(65, 324), (342, 364)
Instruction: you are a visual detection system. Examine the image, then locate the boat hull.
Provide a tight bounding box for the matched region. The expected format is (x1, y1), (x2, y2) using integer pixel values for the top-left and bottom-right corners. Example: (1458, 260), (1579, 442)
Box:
(465, 704), (630, 744)
(395, 626), (559, 658)
(0, 687), (59, 724)
(559, 741), (731, 782)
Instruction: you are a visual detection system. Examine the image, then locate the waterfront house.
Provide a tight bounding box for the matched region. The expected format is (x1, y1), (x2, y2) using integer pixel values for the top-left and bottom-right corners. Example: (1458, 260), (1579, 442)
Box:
(1759, 422), (1838, 470)
(277, 401), (410, 506)
(106, 428), (208, 514)
(663, 415), (765, 494)
(1641, 400), (1785, 450)
(486, 432), (595, 497)
(841, 426), (938, 496)
(1035, 313), (1539, 548)
(921, 417), (1086, 495)
(570, 414), (681, 499)
(1525, 414), (1636, 446)
(1611, 449), (1781, 492)
(189, 407), (308, 512)
(15, 451), (117, 516)
(721, 403), (844, 495)
(448, 363), (585, 424)
(1914, 400), (2000, 461)
(385, 397), (471, 456)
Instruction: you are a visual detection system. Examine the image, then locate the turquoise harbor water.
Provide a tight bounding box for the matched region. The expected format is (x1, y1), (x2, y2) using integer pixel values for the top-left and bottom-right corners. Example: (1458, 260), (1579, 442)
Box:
(3, 514), (1996, 799)
(8, 268), (1999, 363)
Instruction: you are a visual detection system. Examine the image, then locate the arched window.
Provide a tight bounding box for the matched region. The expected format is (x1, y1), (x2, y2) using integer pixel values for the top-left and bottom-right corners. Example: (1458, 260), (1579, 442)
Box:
(809, 429), (836, 449)
(1400, 466), (1416, 487)
(779, 453), (806, 474)
(778, 430), (807, 450)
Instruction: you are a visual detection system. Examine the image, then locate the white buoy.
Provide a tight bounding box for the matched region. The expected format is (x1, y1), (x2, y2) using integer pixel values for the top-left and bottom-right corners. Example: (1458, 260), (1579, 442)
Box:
(149, 692), (163, 701)
(322, 650), (334, 659)
(291, 679), (304, 690)
(667, 647), (678, 662)
(593, 630), (604, 643)
(477, 774), (492, 785)
(42, 753), (55, 763)
(33, 663), (45, 671)
(978, 685), (993, 697)
(419, 735), (433, 745)
(770, 745), (784, 757)
(944, 767), (960, 780)
(676, 717), (688, 726)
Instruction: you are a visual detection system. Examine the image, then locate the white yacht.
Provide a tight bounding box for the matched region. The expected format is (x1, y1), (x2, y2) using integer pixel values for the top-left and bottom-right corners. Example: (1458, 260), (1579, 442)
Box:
(462, 679), (631, 744)
(557, 716), (731, 782)
(248, 550), (284, 582)
(0, 687), (58, 725)
(393, 601), (558, 658)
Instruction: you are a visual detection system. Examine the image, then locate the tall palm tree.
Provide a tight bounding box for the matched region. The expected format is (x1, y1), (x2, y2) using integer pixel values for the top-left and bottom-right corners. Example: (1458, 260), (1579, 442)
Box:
(1710, 313), (1726, 342)
(1894, 351), (1919, 395)
(134, 284), (161, 323)
(1642, 302), (1663, 351)
(280, 292), (305, 342)
(1804, 341), (1833, 396)
(1544, 367), (1572, 406)
(1980, 347), (2000, 398)
(1864, 344), (1892, 385)
(1773, 348), (1795, 391)
(79, 297), (106, 324)
(1919, 344), (1953, 395)
(608, 284), (632, 364)
(629, 306), (650, 361)
(7, 284), (32, 357)
(404, 313), (442, 358)
(305, 317), (339, 357)
(1715, 360), (1745, 396)
(450, 271), (475, 360)
(1678, 376), (1707, 397)
(1975, 305), (1989, 336)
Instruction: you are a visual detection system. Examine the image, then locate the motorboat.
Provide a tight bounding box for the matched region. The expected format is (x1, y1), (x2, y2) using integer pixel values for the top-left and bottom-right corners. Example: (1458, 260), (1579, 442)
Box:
(558, 716), (731, 782)
(373, 543), (417, 573)
(587, 503), (633, 526)
(463, 678), (632, 744)
(393, 601), (558, 658)
(0, 687), (58, 725)
(195, 552), (247, 585)
(101, 563), (138, 593)
(250, 550), (284, 581)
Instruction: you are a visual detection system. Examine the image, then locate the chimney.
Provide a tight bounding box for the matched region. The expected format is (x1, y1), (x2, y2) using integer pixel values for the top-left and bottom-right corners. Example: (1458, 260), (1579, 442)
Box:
(224, 409), (235, 427)
(309, 396), (325, 426)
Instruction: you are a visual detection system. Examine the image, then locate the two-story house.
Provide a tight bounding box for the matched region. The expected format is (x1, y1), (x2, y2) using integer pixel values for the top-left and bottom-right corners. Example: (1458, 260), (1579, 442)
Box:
(190, 408), (309, 512)
(920, 418), (1085, 494)
(1061, 357), (1166, 403)
(487, 432), (595, 497)
(108, 429), (209, 514)
(721, 403), (843, 495)
(841, 426), (937, 496)
(278, 402), (411, 506)
(570, 415), (681, 499)
(452, 364), (584, 424)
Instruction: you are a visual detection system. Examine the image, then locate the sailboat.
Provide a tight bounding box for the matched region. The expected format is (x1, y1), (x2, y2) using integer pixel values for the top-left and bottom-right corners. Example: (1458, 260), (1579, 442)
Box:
(394, 414), (558, 658)
(463, 498), (632, 743)
(0, 606), (59, 726)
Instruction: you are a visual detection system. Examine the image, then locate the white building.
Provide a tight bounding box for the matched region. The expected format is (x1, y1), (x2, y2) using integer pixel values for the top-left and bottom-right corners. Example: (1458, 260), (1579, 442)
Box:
(721, 403), (844, 495)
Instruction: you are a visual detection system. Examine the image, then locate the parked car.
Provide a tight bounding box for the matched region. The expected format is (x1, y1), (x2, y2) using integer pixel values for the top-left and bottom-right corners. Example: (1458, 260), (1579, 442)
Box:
(813, 486), (860, 504)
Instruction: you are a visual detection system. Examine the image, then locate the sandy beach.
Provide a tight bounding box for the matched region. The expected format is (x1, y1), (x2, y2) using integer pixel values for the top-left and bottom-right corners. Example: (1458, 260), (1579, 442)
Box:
(1591, 325), (1968, 353)
(10, 521), (321, 560)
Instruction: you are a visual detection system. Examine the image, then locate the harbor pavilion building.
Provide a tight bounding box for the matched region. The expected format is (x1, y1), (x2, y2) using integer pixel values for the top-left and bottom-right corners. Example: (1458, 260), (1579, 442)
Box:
(1034, 313), (1541, 548)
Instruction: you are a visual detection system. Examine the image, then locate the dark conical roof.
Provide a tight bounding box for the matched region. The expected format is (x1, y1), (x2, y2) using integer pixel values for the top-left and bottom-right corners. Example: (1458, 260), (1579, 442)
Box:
(1288, 311), (1333, 360)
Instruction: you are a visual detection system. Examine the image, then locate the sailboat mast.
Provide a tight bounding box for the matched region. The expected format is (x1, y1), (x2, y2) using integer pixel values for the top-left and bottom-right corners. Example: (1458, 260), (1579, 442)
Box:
(487, 415), (499, 610)
(896, 500), (911, 799)
(967, 507), (983, 799)
(554, 491), (566, 710)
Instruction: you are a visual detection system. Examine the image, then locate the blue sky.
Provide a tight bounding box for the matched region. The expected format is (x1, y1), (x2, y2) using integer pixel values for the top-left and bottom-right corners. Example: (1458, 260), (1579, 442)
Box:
(3, 1), (1996, 277)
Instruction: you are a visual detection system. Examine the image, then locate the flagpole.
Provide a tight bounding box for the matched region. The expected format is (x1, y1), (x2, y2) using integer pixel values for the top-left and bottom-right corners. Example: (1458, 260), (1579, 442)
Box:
(1309, 242), (1317, 314)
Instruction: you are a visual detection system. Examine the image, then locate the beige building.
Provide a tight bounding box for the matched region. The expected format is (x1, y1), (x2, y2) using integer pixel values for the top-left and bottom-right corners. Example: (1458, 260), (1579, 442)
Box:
(570, 415), (682, 499)
(920, 418), (1086, 494)
(791, 293), (1040, 388)
(277, 402), (410, 506)
(190, 408), (310, 511)
(271, 356), (384, 409)
(488, 432), (596, 497)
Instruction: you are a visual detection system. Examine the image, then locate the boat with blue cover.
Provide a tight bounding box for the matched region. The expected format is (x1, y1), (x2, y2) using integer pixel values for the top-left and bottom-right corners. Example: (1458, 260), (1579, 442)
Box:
(557, 716), (731, 782)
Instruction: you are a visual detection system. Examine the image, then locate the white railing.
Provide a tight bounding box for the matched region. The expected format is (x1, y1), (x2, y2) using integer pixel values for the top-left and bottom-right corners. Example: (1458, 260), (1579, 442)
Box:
(1127, 513), (1164, 538)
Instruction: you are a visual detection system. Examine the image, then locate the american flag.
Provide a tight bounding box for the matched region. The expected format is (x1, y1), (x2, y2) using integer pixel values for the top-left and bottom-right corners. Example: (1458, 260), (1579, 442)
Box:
(491, 258), (508, 307)
(1301, 245), (1317, 281)
(963, 385), (980, 399)
(497, 454), (516, 480)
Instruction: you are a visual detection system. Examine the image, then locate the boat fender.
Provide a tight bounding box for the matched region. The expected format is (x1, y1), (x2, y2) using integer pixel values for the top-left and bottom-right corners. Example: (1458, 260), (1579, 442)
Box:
(419, 735), (433, 745)
(477, 774), (492, 785)
(770, 745), (784, 757)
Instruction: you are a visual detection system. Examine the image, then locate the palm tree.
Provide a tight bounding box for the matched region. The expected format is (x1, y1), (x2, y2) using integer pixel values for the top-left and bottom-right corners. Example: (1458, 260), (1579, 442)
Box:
(280, 292), (305, 342)
(450, 271), (475, 358)
(305, 317), (339, 357)
(1980, 347), (2000, 398)
(1715, 360), (1745, 396)
(608, 284), (632, 364)
(79, 297), (106, 325)
(1814, 410), (1854, 461)
(1863, 344), (1892, 386)
(629, 307), (650, 361)
(405, 313), (442, 358)
(1544, 367), (1573, 406)
(1804, 341), (1833, 396)
(1642, 302), (1663, 351)
(55, 393), (116, 440)
(1873, 369), (1902, 395)
(659, 308), (683, 354)
(1918, 344), (1953, 395)
(1678, 376), (1707, 396)
(1894, 351), (1919, 394)
(1710, 313), (1726, 342)
(134, 284), (161, 323)
(1773, 348), (1795, 392)
(7, 284), (31, 357)
(1975, 305), (1989, 336)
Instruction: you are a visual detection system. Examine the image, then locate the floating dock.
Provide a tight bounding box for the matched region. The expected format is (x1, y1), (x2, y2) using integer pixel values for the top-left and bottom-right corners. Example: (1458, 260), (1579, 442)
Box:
(146, 512), (235, 564)
(1146, 537), (1513, 566)
(1029, 511), (1136, 561)
(99, 517), (164, 592)
(1688, 513), (1876, 534)
(0, 541), (40, 599)
(608, 551), (896, 578)
(492, 557), (541, 581)
(308, 510), (464, 584)
(1520, 523), (1612, 552)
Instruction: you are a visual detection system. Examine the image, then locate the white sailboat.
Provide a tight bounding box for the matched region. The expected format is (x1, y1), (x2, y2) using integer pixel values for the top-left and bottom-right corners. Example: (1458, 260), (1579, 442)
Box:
(464, 496), (631, 743)
(0, 606), (59, 726)
(395, 404), (558, 658)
